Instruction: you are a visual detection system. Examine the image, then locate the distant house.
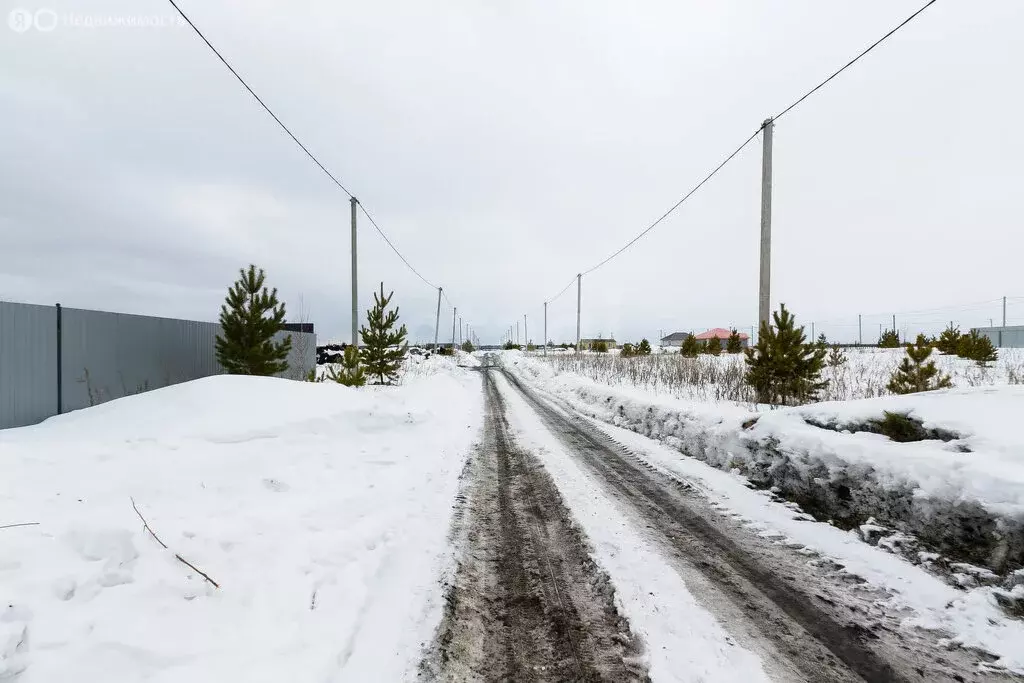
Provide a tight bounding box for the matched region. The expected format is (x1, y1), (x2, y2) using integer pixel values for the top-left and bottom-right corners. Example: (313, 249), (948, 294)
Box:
(579, 337), (617, 350)
(659, 332), (691, 347)
(695, 328), (749, 350)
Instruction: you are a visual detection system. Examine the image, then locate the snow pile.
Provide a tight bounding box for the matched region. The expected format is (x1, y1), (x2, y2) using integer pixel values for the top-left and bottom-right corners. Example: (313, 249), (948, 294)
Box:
(501, 352), (1024, 575)
(0, 371), (482, 681)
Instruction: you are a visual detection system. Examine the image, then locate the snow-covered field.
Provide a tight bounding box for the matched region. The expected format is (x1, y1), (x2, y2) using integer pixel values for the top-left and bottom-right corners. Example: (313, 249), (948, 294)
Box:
(540, 347), (1024, 404)
(0, 359), (483, 681)
(502, 351), (1024, 580)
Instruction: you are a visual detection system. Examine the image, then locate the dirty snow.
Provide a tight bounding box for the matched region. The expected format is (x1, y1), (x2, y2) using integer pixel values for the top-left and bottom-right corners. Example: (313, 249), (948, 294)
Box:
(0, 368), (482, 682)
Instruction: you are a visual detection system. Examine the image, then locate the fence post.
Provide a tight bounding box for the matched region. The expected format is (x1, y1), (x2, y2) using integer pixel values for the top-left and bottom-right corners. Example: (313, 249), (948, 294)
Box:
(56, 302), (63, 415)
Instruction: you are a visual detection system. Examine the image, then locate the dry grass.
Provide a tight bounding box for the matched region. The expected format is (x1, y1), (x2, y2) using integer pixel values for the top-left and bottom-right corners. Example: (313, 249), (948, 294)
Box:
(539, 348), (1024, 405)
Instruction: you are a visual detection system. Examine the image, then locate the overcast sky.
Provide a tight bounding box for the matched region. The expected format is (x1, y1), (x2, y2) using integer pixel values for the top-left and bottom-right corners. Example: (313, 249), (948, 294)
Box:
(2, 0), (1022, 345)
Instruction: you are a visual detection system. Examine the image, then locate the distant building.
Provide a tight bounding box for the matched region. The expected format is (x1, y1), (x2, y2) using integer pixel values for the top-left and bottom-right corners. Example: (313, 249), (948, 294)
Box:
(695, 328), (750, 350)
(659, 332), (691, 347)
(972, 326), (1024, 348)
(579, 337), (617, 350)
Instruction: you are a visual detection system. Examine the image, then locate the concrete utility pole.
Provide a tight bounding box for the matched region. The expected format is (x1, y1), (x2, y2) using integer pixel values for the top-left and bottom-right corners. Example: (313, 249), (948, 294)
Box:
(516, 321), (520, 346)
(858, 314), (862, 345)
(458, 316), (462, 345)
(544, 302), (548, 357)
(524, 314), (528, 351)
(451, 307), (457, 348)
(433, 287), (442, 348)
(758, 118), (774, 331)
(892, 314), (896, 339)
(811, 322), (815, 341)
(576, 273), (582, 354)
(1003, 296), (1007, 327)
(350, 196), (359, 347)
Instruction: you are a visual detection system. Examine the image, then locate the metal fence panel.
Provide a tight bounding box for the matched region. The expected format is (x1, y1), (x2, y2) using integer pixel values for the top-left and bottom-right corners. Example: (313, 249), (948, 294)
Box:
(0, 302), (58, 429)
(2, 301), (317, 427)
(59, 308), (223, 413)
(974, 326), (1024, 349)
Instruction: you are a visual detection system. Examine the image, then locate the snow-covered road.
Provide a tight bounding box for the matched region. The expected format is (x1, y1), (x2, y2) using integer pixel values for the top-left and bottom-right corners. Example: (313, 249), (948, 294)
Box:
(422, 358), (1024, 681)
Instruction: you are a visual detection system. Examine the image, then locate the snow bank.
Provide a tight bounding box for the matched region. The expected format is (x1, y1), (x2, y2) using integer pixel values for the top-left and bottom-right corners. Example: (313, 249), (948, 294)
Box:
(0, 370), (483, 681)
(501, 352), (1024, 575)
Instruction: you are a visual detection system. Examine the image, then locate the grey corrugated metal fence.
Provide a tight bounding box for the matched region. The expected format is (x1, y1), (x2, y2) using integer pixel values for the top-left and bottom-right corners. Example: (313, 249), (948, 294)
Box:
(0, 301), (315, 429)
(973, 326), (1024, 349)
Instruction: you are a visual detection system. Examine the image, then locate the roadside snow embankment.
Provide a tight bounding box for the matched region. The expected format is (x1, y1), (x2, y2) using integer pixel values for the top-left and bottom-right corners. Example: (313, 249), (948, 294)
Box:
(0, 370), (482, 682)
(502, 352), (1024, 577)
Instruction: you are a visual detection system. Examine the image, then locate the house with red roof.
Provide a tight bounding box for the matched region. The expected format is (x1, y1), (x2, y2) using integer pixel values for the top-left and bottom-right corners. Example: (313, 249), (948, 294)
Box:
(695, 328), (749, 350)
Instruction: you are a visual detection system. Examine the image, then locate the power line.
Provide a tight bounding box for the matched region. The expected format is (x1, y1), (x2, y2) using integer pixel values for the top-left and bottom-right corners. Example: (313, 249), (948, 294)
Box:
(357, 203), (437, 289)
(582, 128), (762, 276)
(773, 0), (939, 122)
(164, 0), (442, 294)
(549, 0), (940, 286)
(547, 275), (578, 304)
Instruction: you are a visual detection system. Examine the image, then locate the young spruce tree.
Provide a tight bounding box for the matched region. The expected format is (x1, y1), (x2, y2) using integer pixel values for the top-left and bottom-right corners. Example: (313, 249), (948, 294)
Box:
(328, 346), (367, 387)
(726, 329), (743, 354)
(878, 329), (901, 348)
(680, 333), (699, 358)
(704, 336), (722, 356)
(935, 324), (962, 355)
(360, 283), (408, 385)
(745, 304), (828, 405)
(637, 338), (652, 356)
(215, 264), (291, 376)
(888, 334), (952, 394)
(957, 329), (998, 366)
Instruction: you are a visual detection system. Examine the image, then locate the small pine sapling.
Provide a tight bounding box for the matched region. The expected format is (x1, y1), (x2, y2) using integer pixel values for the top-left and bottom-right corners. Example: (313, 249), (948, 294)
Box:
(725, 329), (743, 354)
(637, 338), (652, 356)
(887, 334), (952, 394)
(878, 329), (901, 348)
(827, 344), (848, 368)
(681, 333), (699, 358)
(744, 304), (828, 405)
(329, 346), (367, 387)
(215, 264), (291, 376)
(705, 337), (722, 356)
(935, 324), (962, 355)
(594, 341), (609, 353)
(957, 329), (998, 366)
(359, 283), (408, 385)
(462, 340), (475, 353)
(620, 343), (635, 358)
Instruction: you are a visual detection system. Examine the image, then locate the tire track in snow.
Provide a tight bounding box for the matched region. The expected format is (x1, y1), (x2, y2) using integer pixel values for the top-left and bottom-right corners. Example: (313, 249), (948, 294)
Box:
(421, 369), (648, 682)
(499, 366), (947, 683)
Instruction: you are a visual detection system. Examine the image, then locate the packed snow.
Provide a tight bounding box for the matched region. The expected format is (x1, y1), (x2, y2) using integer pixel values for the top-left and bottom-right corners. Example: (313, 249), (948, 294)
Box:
(497, 355), (1024, 673)
(492, 373), (774, 682)
(500, 351), (1024, 576)
(0, 364), (483, 682)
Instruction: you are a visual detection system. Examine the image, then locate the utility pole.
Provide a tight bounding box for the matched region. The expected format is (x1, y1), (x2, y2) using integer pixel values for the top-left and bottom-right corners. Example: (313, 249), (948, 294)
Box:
(811, 322), (815, 341)
(433, 287), (442, 348)
(576, 273), (582, 354)
(892, 314), (896, 339)
(458, 316), (462, 345)
(451, 307), (457, 348)
(1003, 296), (1007, 327)
(758, 118), (774, 330)
(858, 314), (862, 346)
(350, 196), (359, 347)
(524, 314), (528, 351)
(544, 302), (548, 357)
